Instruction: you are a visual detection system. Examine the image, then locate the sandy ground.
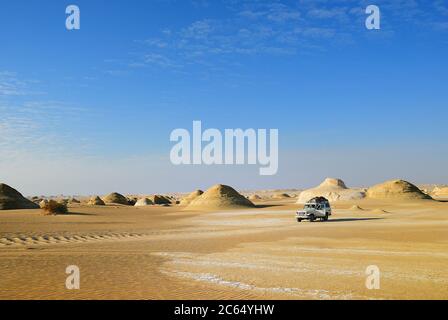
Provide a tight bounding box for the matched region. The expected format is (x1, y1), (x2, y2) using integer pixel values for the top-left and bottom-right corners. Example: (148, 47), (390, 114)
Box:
(0, 198), (447, 300)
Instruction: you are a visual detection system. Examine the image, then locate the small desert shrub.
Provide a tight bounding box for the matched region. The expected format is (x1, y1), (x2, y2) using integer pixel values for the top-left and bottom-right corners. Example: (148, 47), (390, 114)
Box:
(42, 200), (68, 215)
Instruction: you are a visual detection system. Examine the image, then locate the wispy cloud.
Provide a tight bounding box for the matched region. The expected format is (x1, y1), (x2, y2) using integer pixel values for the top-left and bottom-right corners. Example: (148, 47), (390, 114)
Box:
(0, 71), (30, 96)
(433, 0), (448, 15)
(239, 2), (301, 22)
(307, 7), (349, 20)
(143, 53), (182, 69)
(0, 72), (89, 161)
(128, 1), (362, 72)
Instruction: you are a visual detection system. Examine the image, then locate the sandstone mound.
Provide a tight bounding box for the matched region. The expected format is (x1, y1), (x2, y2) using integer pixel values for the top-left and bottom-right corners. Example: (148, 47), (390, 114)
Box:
(297, 178), (365, 203)
(249, 194), (262, 201)
(31, 196), (43, 204)
(127, 197), (137, 206)
(350, 205), (365, 211)
(273, 193), (291, 199)
(134, 198), (153, 207)
(432, 187), (448, 198)
(366, 180), (432, 200)
(320, 178), (347, 189)
(150, 195), (172, 205)
(103, 192), (129, 205)
(69, 198), (81, 204)
(180, 190), (204, 206)
(187, 184), (255, 210)
(88, 196), (105, 206)
(0, 183), (39, 210)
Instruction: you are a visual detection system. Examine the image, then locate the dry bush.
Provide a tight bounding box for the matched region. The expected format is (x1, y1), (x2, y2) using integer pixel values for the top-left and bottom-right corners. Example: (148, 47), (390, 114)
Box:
(41, 200), (68, 215)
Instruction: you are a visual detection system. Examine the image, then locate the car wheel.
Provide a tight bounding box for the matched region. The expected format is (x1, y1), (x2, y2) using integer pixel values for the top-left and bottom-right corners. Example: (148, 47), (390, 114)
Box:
(309, 215), (315, 222)
(297, 218), (302, 223)
(324, 213), (329, 221)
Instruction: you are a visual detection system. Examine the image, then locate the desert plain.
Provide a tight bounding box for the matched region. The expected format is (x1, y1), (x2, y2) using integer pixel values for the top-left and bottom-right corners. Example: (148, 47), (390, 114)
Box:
(1, 180), (448, 300)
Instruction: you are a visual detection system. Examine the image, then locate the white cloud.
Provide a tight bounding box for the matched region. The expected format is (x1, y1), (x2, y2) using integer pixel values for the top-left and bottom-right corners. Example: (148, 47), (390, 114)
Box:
(0, 72), (90, 163)
(294, 27), (335, 38)
(131, 1), (389, 73)
(0, 72), (27, 96)
(434, 0), (448, 15)
(182, 20), (215, 39)
(307, 7), (348, 20)
(143, 53), (181, 68)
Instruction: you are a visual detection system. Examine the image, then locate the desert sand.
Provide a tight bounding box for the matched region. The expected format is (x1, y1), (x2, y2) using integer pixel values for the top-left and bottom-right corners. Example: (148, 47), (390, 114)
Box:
(1, 189), (447, 300)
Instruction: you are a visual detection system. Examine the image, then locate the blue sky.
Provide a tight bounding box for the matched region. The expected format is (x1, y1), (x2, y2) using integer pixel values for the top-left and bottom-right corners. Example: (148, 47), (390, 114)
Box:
(0, 0), (447, 195)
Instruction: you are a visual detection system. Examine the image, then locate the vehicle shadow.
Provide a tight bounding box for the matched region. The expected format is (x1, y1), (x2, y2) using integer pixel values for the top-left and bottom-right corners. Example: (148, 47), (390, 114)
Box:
(65, 211), (97, 216)
(255, 204), (284, 209)
(325, 217), (383, 223)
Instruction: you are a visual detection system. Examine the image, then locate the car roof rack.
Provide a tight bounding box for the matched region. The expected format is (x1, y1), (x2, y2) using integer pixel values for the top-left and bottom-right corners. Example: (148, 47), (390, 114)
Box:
(307, 196), (329, 204)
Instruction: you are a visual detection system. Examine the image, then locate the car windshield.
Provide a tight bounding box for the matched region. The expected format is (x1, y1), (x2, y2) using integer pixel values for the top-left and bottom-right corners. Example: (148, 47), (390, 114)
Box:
(304, 204), (316, 209)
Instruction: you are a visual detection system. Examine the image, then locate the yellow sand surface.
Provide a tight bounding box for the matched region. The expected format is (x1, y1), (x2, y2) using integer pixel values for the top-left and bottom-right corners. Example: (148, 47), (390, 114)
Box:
(0, 199), (447, 300)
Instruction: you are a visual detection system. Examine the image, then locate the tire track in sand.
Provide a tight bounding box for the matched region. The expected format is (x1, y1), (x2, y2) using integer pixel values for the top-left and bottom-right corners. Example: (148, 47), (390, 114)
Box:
(0, 232), (146, 247)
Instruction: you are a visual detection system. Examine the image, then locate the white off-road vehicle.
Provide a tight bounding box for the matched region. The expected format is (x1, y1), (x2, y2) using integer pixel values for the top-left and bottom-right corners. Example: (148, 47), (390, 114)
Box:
(296, 197), (331, 222)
